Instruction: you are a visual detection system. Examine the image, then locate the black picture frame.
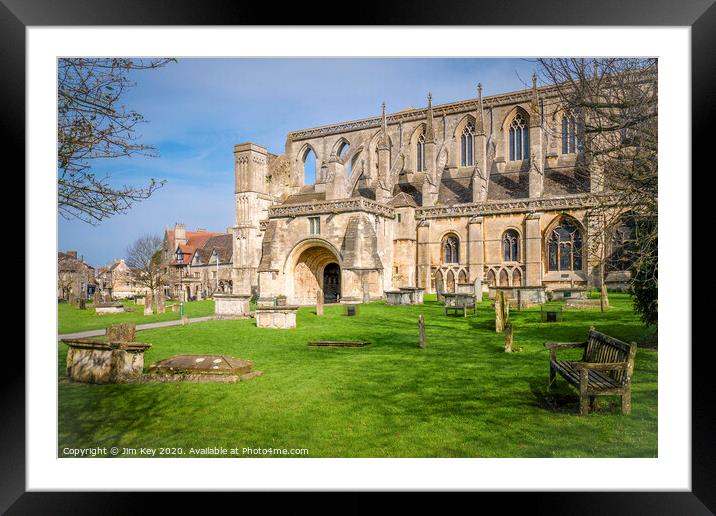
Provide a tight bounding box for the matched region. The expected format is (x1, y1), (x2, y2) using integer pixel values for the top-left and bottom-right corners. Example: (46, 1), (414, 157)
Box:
(6, 0), (709, 512)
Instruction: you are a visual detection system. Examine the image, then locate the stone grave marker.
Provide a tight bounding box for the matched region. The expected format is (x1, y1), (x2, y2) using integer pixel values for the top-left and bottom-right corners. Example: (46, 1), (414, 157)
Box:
(156, 288), (166, 314)
(144, 292), (153, 316)
(418, 314), (427, 349)
(316, 290), (324, 316)
(504, 322), (513, 352)
(106, 323), (136, 342)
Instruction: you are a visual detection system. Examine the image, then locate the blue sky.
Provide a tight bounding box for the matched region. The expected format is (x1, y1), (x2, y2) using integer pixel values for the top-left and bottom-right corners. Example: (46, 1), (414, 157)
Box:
(58, 58), (538, 267)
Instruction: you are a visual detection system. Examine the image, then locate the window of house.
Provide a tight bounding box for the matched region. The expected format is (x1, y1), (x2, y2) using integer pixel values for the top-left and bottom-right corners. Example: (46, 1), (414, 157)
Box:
(212, 271), (217, 279)
(416, 132), (426, 172)
(508, 113), (529, 161)
(443, 234), (459, 263)
(548, 219), (583, 272)
(561, 113), (577, 154)
(503, 230), (519, 262)
(397, 213), (402, 223)
(309, 217), (320, 235)
(461, 122), (475, 166)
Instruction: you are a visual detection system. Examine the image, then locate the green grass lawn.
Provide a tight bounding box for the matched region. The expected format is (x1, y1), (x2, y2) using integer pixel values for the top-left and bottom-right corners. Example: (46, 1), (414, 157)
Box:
(58, 299), (215, 334)
(58, 293), (657, 458)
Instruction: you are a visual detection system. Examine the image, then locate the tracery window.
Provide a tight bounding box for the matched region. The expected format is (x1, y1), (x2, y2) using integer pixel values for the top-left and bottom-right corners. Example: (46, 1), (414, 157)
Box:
(443, 234), (459, 263)
(548, 219), (583, 272)
(460, 122), (474, 166)
(503, 230), (519, 262)
(561, 113), (577, 154)
(416, 132), (426, 172)
(508, 113), (529, 161)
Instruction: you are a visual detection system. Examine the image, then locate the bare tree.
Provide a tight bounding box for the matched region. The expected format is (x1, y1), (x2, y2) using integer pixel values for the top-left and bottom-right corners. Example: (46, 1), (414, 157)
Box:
(536, 58), (657, 325)
(126, 234), (165, 295)
(58, 58), (175, 224)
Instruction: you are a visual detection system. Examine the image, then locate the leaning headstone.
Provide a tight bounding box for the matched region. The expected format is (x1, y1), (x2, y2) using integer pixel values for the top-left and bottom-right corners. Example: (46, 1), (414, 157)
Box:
(316, 290), (324, 316)
(362, 280), (370, 304)
(78, 298), (86, 310)
(144, 292), (153, 316)
(106, 323), (136, 343)
(156, 288), (166, 314)
(418, 314), (427, 349)
(68, 292), (77, 307)
(504, 322), (513, 352)
(600, 284), (609, 312)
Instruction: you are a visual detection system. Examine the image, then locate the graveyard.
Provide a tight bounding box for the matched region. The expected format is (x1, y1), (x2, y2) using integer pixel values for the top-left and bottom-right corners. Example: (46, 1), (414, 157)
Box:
(57, 292), (658, 458)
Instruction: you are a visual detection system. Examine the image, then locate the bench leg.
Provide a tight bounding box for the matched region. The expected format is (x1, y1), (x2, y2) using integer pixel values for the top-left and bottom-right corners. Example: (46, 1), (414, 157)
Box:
(579, 395), (590, 416)
(590, 396), (599, 412)
(548, 364), (556, 387)
(621, 391), (632, 415)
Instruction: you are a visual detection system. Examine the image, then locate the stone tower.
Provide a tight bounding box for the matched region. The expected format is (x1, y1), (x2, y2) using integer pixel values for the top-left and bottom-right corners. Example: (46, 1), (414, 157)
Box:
(232, 143), (272, 296)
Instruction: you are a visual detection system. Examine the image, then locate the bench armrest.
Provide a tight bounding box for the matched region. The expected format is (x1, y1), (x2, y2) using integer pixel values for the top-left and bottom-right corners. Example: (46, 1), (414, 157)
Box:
(573, 361), (628, 371)
(544, 341), (585, 350)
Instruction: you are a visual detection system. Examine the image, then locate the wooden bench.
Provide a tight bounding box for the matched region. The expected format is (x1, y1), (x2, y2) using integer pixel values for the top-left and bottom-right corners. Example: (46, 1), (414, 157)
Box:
(443, 293), (477, 317)
(544, 327), (637, 415)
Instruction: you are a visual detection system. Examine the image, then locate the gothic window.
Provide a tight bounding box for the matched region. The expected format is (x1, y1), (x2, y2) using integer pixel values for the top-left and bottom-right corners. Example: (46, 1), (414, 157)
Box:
(303, 147), (317, 184)
(416, 132), (426, 172)
(608, 217), (637, 272)
(508, 113), (529, 161)
(443, 234), (459, 263)
(547, 219), (583, 272)
(337, 141), (349, 158)
(561, 113), (577, 154)
(461, 122), (475, 166)
(309, 217), (320, 235)
(503, 230), (519, 262)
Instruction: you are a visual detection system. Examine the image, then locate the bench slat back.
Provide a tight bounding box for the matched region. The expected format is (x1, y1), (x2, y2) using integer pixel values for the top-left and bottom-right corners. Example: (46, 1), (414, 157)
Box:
(582, 329), (637, 384)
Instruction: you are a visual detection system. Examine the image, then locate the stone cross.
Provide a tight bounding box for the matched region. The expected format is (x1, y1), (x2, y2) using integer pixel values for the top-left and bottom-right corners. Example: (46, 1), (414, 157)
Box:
(418, 314), (427, 348)
(144, 291), (153, 316)
(156, 288), (166, 314)
(316, 290), (324, 316)
(504, 322), (513, 352)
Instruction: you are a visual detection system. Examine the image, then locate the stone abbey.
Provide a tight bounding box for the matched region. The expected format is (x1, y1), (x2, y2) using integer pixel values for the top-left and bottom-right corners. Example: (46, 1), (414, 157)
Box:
(229, 77), (632, 306)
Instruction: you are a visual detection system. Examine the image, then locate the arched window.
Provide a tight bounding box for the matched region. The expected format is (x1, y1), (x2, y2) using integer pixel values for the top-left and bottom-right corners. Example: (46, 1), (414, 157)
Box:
(303, 147), (317, 184)
(608, 217), (637, 272)
(508, 113), (529, 161)
(548, 219), (583, 272)
(416, 132), (426, 172)
(503, 230), (519, 262)
(337, 141), (349, 158)
(460, 122), (474, 166)
(561, 112), (577, 154)
(443, 234), (459, 263)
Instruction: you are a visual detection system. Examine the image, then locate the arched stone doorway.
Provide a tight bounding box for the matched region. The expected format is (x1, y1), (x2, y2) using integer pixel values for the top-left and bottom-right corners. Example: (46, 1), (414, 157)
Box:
(323, 263), (341, 303)
(286, 240), (342, 305)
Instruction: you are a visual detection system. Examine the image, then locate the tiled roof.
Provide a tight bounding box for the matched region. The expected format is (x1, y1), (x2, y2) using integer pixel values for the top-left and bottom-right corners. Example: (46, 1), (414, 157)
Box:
(438, 169), (474, 206)
(193, 233), (232, 265)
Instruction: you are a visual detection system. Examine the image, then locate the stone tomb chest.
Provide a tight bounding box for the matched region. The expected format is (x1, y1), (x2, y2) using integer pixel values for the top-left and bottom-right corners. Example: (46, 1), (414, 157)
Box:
(95, 302), (125, 314)
(488, 286), (547, 308)
(63, 338), (151, 384)
(147, 354), (261, 383)
(255, 305), (299, 329)
(213, 293), (251, 319)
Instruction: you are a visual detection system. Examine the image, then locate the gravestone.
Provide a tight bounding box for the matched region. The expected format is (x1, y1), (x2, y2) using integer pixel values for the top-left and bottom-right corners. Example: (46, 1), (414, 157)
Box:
(144, 292), (153, 316)
(316, 290), (324, 316)
(93, 291), (100, 305)
(156, 288), (166, 314)
(495, 290), (509, 333)
(418, 314), (427, 349)
(504, 323), (513, 352)
(171, 303), (180, 312)
(78, 298), (86, 310)
(106, 323), (136, 342)
(68, 292), (77, 307)
(345, 305), (357, 317)
(474, 278), (482, 301)
(181, 314), (189, 325)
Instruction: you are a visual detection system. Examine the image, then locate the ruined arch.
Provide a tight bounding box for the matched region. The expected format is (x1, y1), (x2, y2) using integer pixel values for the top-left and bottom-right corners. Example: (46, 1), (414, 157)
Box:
(297, 143), (320, 185)
(332, 137), (351, 158)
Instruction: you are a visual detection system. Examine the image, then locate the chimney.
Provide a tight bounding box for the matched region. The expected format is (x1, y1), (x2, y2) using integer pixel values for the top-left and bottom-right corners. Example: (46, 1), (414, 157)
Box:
(175, 223), (187, 245)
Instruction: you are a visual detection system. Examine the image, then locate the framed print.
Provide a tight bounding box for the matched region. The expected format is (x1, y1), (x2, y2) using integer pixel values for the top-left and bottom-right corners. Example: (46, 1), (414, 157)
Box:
(6, 0), (712, 512)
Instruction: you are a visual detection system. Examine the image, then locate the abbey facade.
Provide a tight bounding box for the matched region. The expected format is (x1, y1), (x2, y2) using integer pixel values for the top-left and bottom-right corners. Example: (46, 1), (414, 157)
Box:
(230, 78), (630, 306)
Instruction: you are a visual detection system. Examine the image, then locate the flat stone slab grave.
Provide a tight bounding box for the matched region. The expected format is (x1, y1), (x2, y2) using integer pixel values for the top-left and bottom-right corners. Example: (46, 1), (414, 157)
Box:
(146, 354), (262, 383)
(308, 340), (370, 347)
